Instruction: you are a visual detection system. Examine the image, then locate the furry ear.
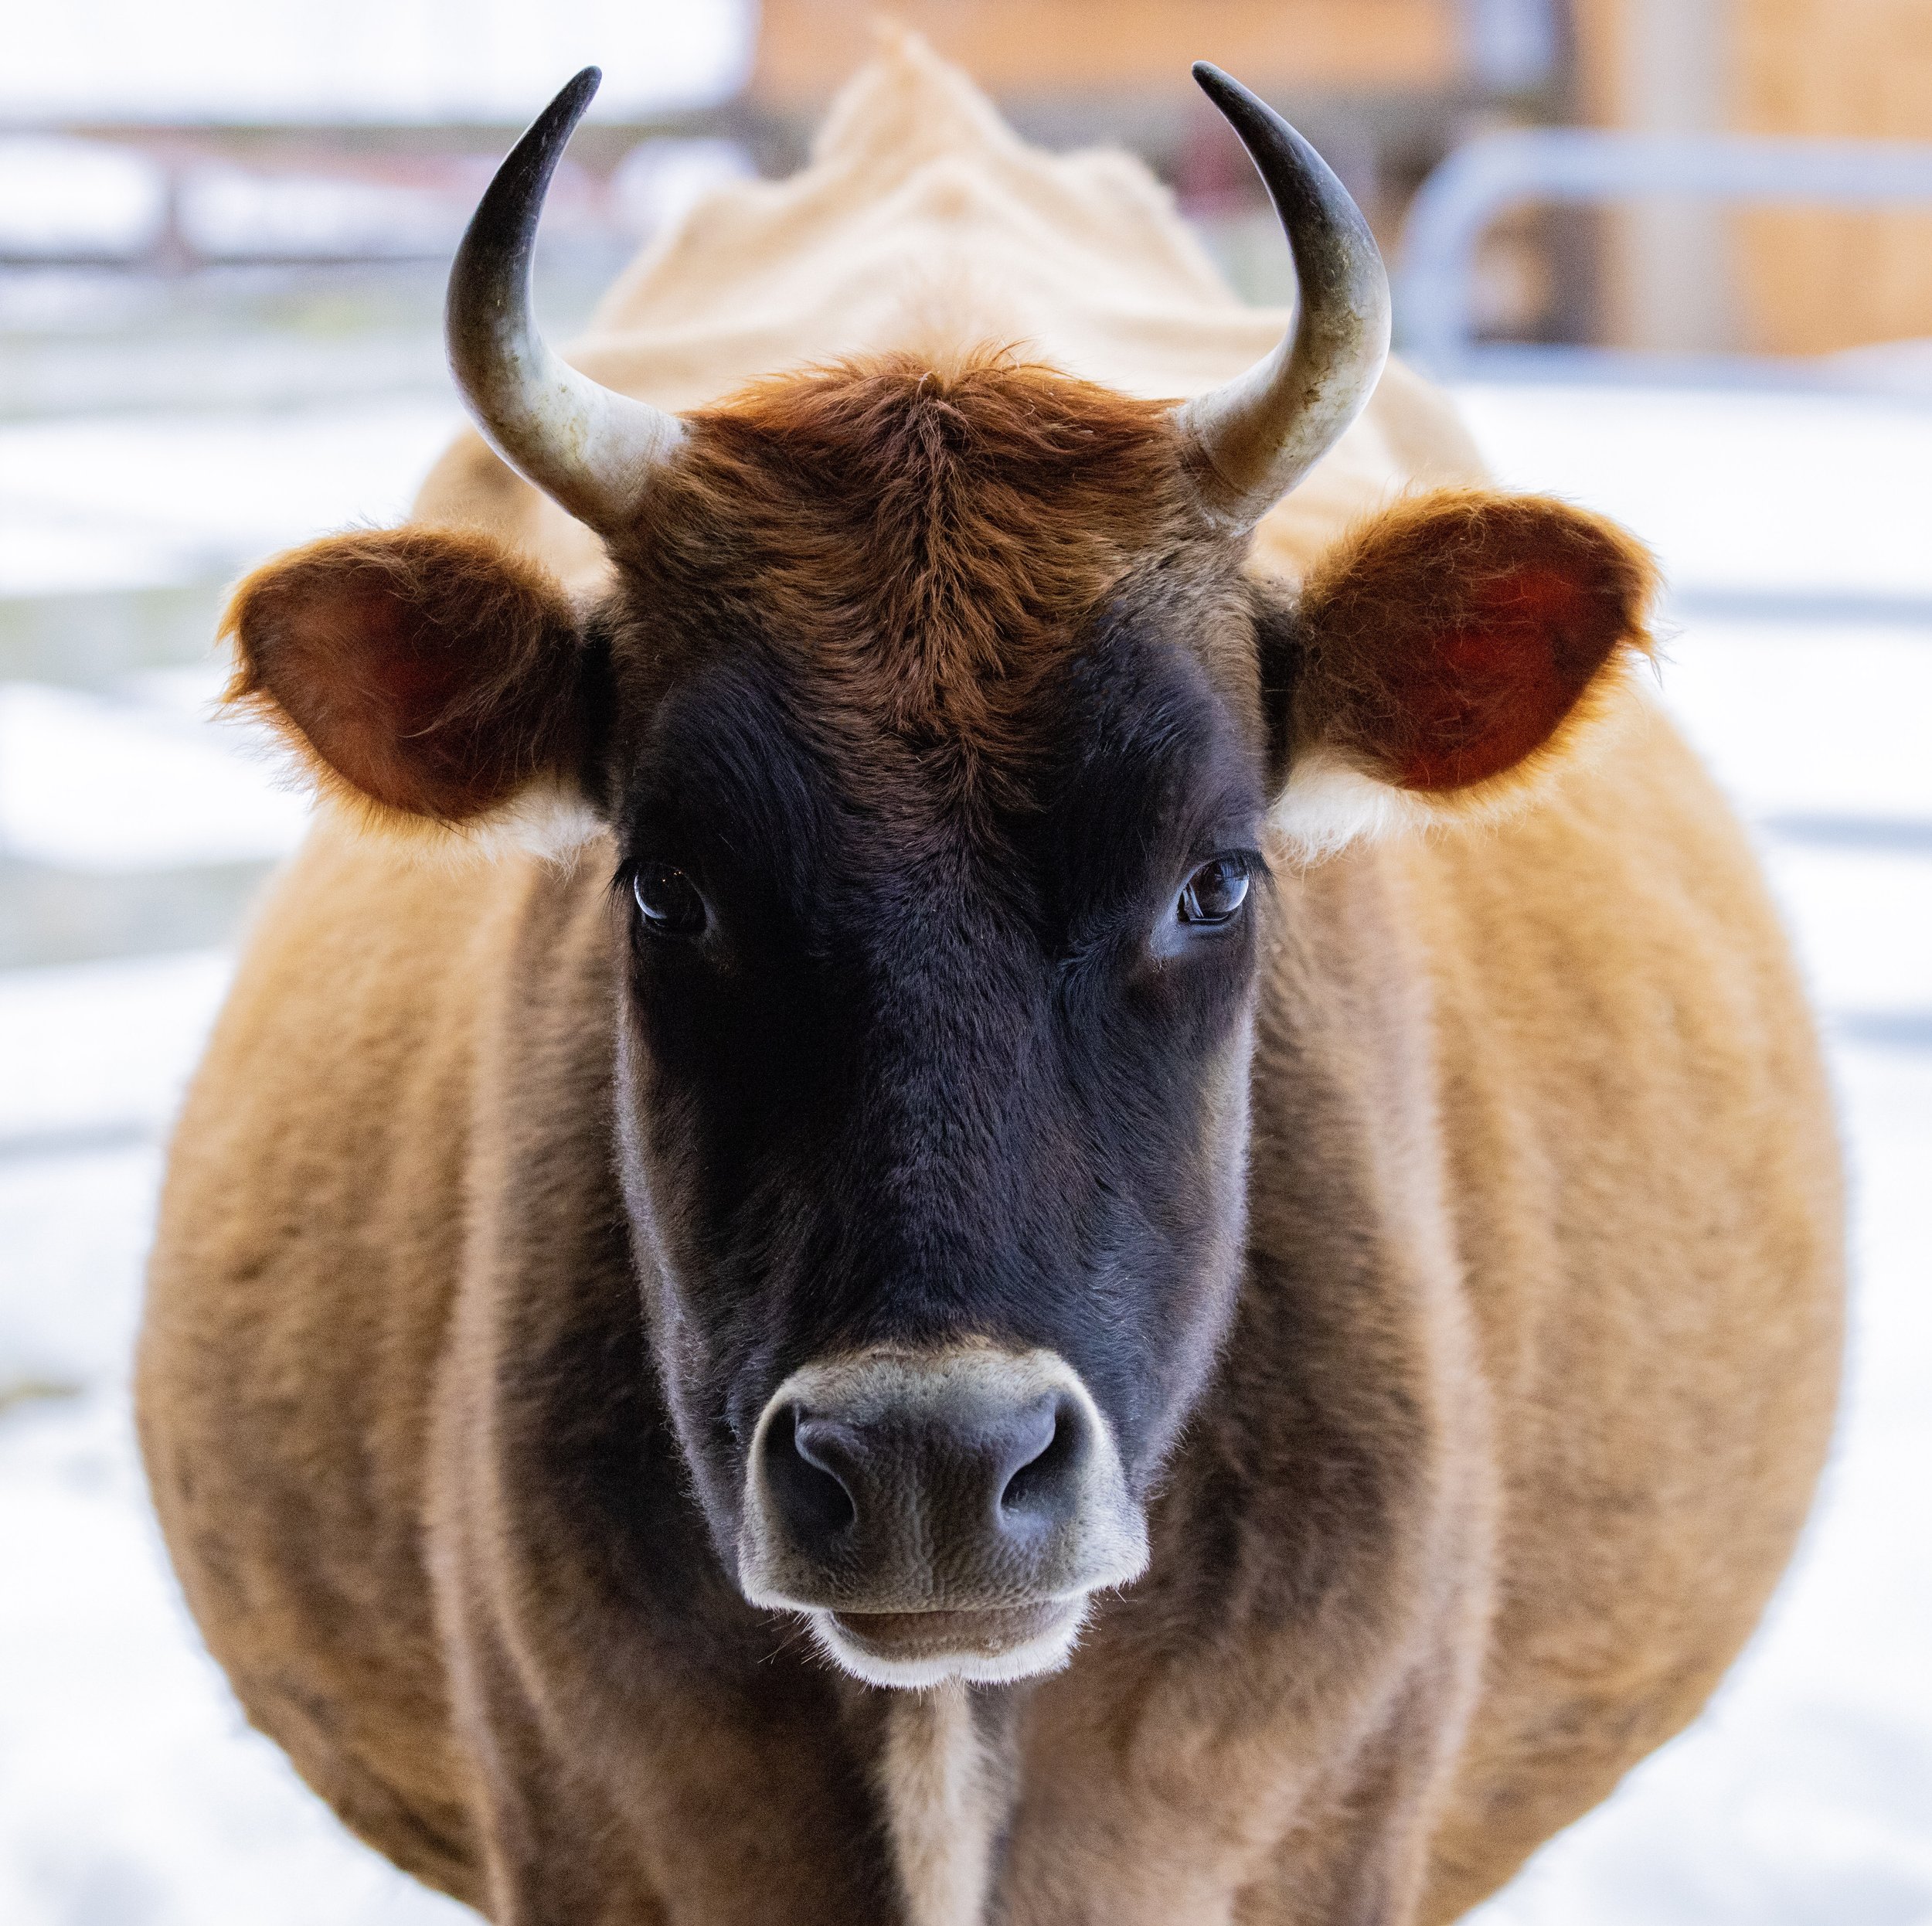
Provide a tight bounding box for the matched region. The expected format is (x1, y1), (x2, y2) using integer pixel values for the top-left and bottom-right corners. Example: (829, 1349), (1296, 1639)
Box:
(222, 526), (605, 853)
(1267, 488), (1659, 858)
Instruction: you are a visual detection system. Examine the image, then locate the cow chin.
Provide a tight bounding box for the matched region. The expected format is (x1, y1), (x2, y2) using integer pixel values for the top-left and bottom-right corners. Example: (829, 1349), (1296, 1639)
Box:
(808, 1597), (1092, 1690)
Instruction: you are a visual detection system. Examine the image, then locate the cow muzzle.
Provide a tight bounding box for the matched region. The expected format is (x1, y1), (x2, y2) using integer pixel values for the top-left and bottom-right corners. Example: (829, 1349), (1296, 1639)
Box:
(737, 1345), (1148, 1687)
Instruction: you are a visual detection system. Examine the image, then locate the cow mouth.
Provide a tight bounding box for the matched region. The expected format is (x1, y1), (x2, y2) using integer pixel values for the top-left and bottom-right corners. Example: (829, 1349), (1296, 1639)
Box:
(815, 1598), (1087, 1687)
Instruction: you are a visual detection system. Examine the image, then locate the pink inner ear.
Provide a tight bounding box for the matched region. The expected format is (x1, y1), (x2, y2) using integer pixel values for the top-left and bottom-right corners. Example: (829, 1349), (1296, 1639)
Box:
(1395, 566), (1608, 792)
(292, 590), (483, 818)
(225, 525), (583, 825)
(342, 594), (468, 740)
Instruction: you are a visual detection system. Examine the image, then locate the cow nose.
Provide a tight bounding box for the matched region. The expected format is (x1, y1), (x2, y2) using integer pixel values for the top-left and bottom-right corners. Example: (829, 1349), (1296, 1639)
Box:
(767, 1387), (1077, 1568)
(739, 1346), (1148, 1621)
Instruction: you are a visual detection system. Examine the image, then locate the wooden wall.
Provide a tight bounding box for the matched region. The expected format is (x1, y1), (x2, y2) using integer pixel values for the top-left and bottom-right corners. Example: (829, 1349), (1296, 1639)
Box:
(1577, 0), (1932, 356)
(749, 0), (1464, 108)
(1734, 0), (1932, 355)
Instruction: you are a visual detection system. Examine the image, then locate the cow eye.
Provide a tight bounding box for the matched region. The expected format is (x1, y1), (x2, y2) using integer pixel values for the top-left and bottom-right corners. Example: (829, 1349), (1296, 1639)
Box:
(632, 863), (707, 936)
(1175, 856), (1250, 927)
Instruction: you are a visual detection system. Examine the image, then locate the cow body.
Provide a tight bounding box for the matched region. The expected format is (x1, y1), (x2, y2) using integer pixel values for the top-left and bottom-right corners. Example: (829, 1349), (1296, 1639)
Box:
(138, 41), (1842, 1926)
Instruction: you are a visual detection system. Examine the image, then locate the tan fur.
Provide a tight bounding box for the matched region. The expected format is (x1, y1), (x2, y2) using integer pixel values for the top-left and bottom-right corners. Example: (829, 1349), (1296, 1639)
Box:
(138, 36), (1842, 1926)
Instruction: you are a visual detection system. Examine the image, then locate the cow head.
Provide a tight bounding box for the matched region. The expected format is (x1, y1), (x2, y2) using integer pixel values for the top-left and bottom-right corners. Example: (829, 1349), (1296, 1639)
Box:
(222, 70), (1655, 1687)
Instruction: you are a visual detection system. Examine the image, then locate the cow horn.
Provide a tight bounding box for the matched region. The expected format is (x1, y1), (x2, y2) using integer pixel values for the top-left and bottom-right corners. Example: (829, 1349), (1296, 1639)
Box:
(446, 67), (684, 536)
(1174, 64), (1392, 529)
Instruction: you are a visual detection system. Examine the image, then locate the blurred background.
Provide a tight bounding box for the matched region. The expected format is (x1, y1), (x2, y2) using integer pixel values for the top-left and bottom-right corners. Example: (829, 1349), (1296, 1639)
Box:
(2, 3), (1927, 1922)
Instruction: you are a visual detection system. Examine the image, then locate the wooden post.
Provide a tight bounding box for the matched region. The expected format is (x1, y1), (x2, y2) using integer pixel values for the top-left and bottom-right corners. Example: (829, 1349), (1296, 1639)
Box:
(1574, 0), (1736, 350)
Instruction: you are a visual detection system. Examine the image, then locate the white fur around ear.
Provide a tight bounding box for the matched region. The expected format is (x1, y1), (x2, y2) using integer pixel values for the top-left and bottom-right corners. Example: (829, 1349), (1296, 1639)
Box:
(1266, 746), (1440, 863)
(307, 772), (606, 873)
(460, 774), (607, 865)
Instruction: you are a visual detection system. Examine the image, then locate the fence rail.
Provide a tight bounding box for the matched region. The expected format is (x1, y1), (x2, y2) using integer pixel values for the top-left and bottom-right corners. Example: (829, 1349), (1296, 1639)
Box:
(1398, 128), (1932, 368)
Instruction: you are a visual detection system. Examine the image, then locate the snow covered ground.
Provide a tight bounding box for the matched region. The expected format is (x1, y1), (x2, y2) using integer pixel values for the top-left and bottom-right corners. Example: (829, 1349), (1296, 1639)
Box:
(0, 400), (461, 599)
(1, 374), (1928, 1923)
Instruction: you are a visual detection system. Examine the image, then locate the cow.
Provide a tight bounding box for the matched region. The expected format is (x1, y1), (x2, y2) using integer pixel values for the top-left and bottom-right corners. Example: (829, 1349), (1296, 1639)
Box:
(136, 36), (1843, 1926)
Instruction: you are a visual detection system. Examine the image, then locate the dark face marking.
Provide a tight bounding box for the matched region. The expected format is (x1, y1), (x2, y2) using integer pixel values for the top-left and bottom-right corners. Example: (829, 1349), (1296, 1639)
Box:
(589, 358), (1273, 1591)
(607, 596), (1272, 1576)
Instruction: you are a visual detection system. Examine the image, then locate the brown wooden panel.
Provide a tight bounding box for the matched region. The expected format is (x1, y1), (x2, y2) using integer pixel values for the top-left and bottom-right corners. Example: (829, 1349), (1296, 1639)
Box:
(750, 0), (1464, 107)
(1734, 0), (1932, 355)
(1577, 0), (1932, 354)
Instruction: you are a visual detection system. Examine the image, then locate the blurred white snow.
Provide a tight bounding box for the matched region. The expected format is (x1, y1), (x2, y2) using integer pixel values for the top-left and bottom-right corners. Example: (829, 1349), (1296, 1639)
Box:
(0, 0), (754, 124)
(0, 685), (308, 870)
(0, 401), (462, 597)
(608, 136), (759, 242)
(0, 141), (168, 260)
(1, 373), (1929, 1924)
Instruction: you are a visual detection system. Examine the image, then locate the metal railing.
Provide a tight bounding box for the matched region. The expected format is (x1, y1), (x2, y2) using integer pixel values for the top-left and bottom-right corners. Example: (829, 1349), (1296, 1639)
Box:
(1397, 126), (1932, 369)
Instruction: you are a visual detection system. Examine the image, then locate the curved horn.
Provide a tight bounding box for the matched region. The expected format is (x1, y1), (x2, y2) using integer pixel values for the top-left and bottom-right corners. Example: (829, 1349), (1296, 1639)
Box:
(446, 67), (683, 534)
(1174, 64), (1392, 529)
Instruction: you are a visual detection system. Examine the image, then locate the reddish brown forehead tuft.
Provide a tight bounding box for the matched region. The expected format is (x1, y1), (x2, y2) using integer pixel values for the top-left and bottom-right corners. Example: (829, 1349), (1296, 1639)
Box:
(635, 352), (1202, 749)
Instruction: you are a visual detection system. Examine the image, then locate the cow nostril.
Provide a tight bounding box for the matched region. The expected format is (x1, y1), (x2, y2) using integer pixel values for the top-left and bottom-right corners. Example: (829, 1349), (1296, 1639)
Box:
(764, 1405), (856, 1543)
(999, 1395), (1086, 1520)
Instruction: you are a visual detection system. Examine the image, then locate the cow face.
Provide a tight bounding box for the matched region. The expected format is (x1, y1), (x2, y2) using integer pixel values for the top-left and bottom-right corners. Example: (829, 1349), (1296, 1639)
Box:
(223, 356), (1655, 1686)
(591, 361), (1260, 1683)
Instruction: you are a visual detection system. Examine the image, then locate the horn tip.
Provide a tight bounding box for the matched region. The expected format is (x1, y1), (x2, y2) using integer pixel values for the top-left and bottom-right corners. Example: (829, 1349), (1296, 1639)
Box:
(1190, 60), (1242, 105)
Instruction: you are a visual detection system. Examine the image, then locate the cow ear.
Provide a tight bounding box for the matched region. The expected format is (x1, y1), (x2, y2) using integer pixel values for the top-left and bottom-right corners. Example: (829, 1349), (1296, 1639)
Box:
(222, 526), (605, 854)
(1266, 488), (1659, 859)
